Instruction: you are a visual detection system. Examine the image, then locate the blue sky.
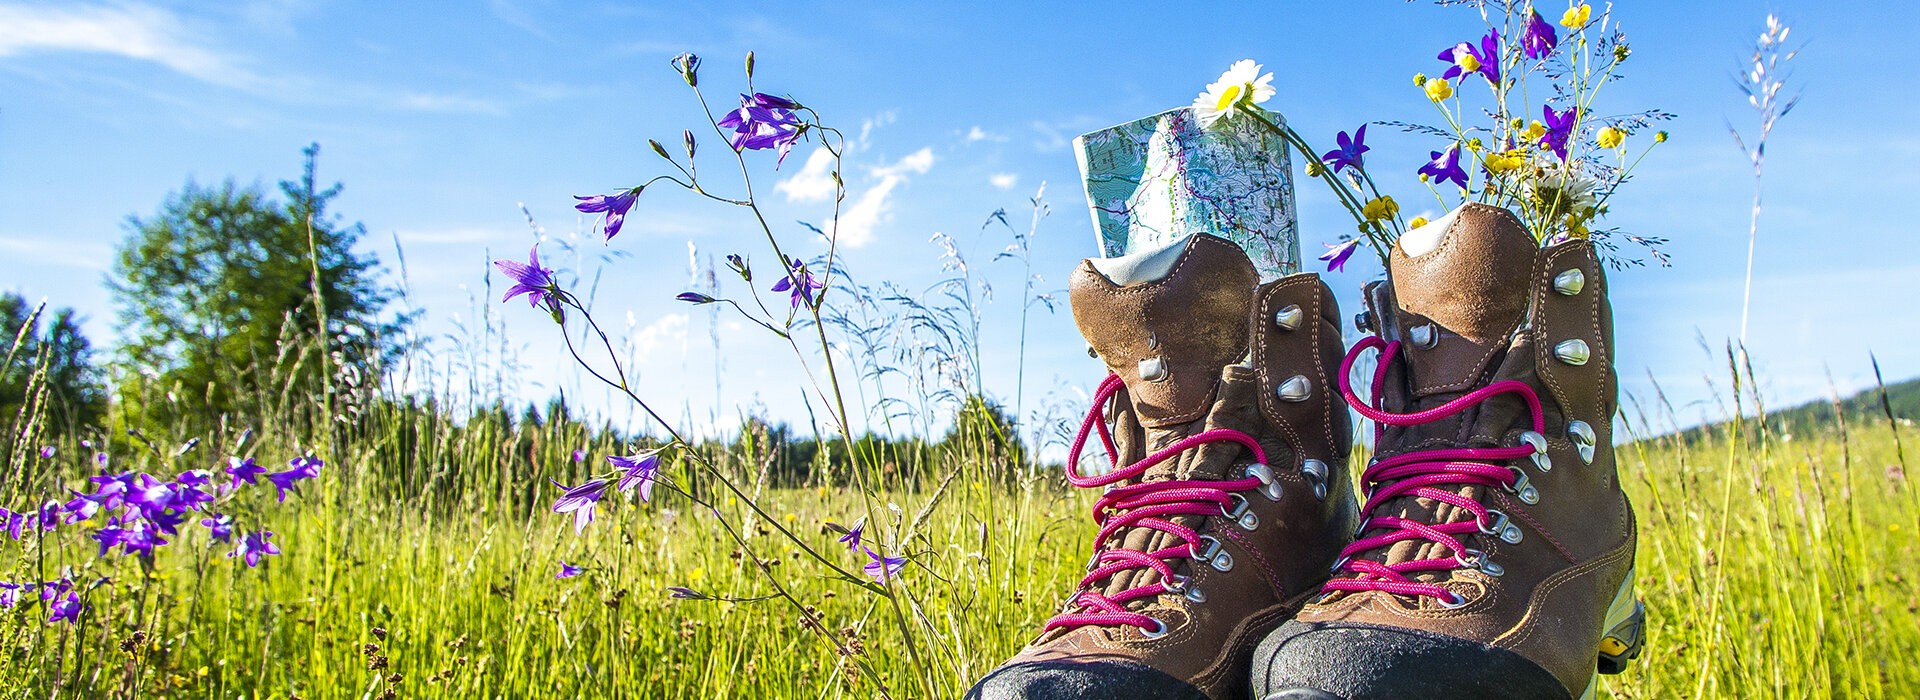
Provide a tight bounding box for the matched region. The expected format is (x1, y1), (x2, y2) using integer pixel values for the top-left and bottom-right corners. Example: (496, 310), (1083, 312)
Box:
(0, 0), (1911, 445)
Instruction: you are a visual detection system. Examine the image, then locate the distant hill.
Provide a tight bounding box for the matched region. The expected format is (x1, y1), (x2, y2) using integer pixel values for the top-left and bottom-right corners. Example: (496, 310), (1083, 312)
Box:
(1663, 375), (1920, 444)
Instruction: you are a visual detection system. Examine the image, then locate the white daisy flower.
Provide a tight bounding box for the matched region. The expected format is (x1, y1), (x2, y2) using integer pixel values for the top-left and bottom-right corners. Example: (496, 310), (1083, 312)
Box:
(1193, 59), (1276, 128)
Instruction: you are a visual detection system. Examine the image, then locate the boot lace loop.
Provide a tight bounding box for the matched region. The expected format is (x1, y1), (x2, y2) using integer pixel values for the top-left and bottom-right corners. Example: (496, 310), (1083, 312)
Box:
(1322, 335), (1545, 604)
(1043, 374), (1267, 635)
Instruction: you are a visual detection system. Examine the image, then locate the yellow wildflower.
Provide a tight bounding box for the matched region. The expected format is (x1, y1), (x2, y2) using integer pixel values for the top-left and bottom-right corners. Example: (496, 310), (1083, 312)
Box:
(1562, 4), (1591, 29)
(1424, 78), (1453, 102)
(1564, 214), (1590, 238)
(1408, 216), (1430, 229)
(1654, 131), (1669, 143)
(1413, 72), (1428, 86)
(690, 566), (705, 580)
(815, 486), (827, 498)
(1484, 149), (1527, 173)
(1362, 196), (1399, 222)
(1596, 126), (1625, 149)
(784, 513), (797, 523)
(1456, 54), (1481, 73)
(1521, 121), (1547, 141)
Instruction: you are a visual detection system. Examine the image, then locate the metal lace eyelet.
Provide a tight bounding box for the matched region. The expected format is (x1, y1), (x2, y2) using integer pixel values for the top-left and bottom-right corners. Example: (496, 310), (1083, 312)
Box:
(1457, 548), (1504, 577)
(1140, 618), (1169, 638)
(1243, 463), (1282, 501)
(1519, 431), (1551, 472)
(1301, 459), (1330, 501)
(1437, 590), (1471, 609)
(1184, 586), (1207, 603)
(1221, 493), (1258, 531)
(1505, 466), (1540, 505)
(1189, 535), (1232, 572)
(1568, 420), (1598, 464)
(1479, 510), (1524, 545)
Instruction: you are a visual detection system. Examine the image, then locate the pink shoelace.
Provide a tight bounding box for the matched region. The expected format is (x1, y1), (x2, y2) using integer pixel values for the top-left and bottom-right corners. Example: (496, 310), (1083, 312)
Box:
(1322, 335), (1546, 605)
(1044, 374), (1268, 635)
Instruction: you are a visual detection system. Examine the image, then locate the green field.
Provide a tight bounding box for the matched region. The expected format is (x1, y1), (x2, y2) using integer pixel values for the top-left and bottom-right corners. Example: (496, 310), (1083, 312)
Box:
(2, 368), (1916, 700)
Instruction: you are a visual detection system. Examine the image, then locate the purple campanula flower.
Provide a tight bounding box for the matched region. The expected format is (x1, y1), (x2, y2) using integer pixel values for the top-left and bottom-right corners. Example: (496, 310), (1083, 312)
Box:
(718, 93), (805, 167)
(770, 257), (823, 309)
(60, 491), (102, 525)
(1, 508), (26, 541)
(123, 522), (170, 557)
(1318, 240), (1362, 273)
(127, 475), (183, 517)
(1438, 29), (1502, 85)
(556, 561), (584, 579)
(1320, 125), (1369, 174)
(1523, 10), (1559, 59)
(836, 520), (865, 552)
(91, 526), (129, 556)
(265, 455), (323, 503)
(89, 472), (136, 510)
(229, 530), (281, 567)
(495, 245), (562, 310)
(665, 586), (702, 599)
(177, 469), (212, 488)
(225, 456), (267, 489)
(39, 446), (54, 458)
(47, 590), (82, 624)
(573, 189), (641, 241)
(1418, 142), (1470, 191)
(675, 291), (716, 304)
(33, 501), (59, 532)
(201, 513), (235, 543)
(145, 508), (188, 535)
(96, 453), (108, 466)
(1539, 104), (1577, 160)
(550, 479), (608, 535)
(610, 452), (660, 503)
(570, 449), (587, 464)
(0, 583), (18, 608)
(861, 546), (906, 583)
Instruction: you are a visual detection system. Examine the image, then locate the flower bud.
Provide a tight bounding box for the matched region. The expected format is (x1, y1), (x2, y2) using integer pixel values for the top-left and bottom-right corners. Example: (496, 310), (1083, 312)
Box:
(745, 51), (756, 79)
(672, 52), (700, 87)
(1614, 44), (1631, 62)
(1413, 72), (1428, 86)
(726, 254), (751, 282)
(683, 130), (697, 159)
(1305, 162), (1326, 177)
(1654, 131), (1669, 143)
(650, 140), (671, 160)
(676, 292), (716, 304)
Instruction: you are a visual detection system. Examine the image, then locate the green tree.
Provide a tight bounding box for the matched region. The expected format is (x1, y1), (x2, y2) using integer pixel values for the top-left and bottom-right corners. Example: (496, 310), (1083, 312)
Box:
(109, 144), (403, 433)
(1, 293), (106, 435)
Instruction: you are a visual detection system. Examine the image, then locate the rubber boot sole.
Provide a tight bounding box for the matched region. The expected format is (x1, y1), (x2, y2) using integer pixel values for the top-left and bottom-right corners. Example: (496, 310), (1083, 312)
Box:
(1577, 573), (1646, 700)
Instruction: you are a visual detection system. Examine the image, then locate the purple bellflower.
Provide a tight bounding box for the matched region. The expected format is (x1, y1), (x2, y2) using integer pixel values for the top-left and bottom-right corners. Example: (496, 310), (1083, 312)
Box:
(47, 590), (82, 624)
(551, 479), (608, 535)
(495, 245), (561, 311)
(229, 530), (281, 567)
(1319, 240), (1362, 273)
(38, 446), (54, 458)
(574, 189), (641, 241)
(1539, 104), (1577, 160)
(610, 452), (660, 503)
(771, 257), (823, 309)
(570, 449), (587, 464)
(60, 492), (102, 525)
(861, 545), (906, 583)
(718, 93), (805, 167)
(1439, 29), (1502, 85)
(836, 520), (865, 552)
(201, 513), (235, 543)
(225, 457), (267, 490)
(1418, 142), (1471, 191)
(1321, 125), (1369, 174)
(556, 561), (585, 579)
(265, 456), (323, 502)
(1, 509), (26, 541)
(1523, 10), (1559, 59)
(0, 583), (18, 609)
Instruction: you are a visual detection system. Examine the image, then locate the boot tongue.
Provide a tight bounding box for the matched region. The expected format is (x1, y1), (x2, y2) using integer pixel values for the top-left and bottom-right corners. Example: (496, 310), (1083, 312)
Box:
(1385, 203), (1537, 396)
(1069, 233), (1258, 429)
(1068, 234), (1261, 610)
(1358, 204), (1538, 598)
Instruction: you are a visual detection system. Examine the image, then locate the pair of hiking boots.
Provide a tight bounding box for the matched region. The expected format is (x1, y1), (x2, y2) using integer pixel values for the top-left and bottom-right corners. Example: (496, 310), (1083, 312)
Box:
(967, 204), (1644, 700)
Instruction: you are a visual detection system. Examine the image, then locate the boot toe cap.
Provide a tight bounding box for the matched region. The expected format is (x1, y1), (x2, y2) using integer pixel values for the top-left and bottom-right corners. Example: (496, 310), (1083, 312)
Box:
(1251, 620), (1573, 700)
(966, 658), (1209, 700)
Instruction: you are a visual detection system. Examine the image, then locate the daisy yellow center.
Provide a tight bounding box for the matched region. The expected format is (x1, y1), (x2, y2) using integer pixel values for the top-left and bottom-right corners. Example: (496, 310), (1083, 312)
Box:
(1215, 84), (1243, 111)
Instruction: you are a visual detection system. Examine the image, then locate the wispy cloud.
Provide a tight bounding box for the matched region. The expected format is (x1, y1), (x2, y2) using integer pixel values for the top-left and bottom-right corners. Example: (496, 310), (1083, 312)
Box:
(989, 173), (1019, 190)
(0, 235), (112, 271)
(632, 313), (690, 363)
(0, 2), (263, 89)
(837, 148), (934, 248)
(397, 91), (505, 115)
(775, 147), (838, 203)
(965, 125), (1005, 144)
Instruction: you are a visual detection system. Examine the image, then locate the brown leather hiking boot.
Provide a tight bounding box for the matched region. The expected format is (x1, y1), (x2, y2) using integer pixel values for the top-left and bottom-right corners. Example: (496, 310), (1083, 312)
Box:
(967, 233), (1356, 700)
(1250, 203), (1644, 700)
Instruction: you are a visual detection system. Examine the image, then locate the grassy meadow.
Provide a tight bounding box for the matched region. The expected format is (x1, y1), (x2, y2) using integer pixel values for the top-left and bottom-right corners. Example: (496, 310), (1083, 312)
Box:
(1, 352), (1916, 699)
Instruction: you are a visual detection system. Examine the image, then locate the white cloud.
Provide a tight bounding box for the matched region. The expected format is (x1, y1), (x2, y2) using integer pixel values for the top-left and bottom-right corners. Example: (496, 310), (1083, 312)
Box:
(633, 313), (690, 363)
(0, 3), (261, 88)
(837, 147), (935, 248)
(965, 125), (1005, 143)
(775, 147), (838, 203)
(397, 91), (505, 115)
(989, 173), (1019, 190)
(0, 235), (111, 271)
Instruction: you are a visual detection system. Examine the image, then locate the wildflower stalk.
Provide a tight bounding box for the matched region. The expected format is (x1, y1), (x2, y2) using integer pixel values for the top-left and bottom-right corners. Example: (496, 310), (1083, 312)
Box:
(1731, 15), (1799, 348)
(1238, 107), (1397, 265)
